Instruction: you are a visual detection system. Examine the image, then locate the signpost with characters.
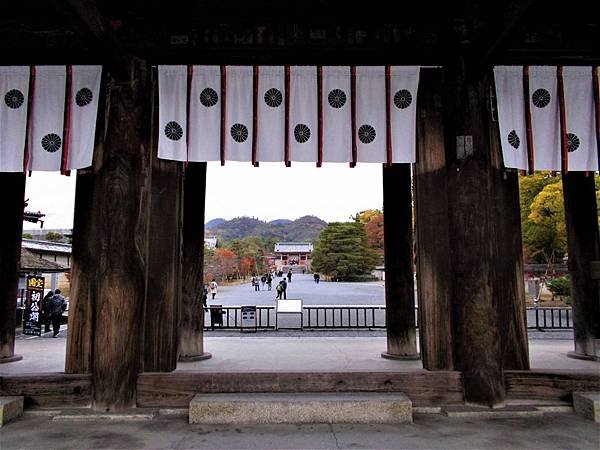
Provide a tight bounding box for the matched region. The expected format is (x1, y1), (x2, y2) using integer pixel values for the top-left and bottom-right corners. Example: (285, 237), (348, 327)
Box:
(23, 275), (44, 336)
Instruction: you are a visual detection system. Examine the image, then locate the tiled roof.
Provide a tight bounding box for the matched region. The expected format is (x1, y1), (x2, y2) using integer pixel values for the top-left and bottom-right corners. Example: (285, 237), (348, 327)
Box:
(20, 249), (67, 273)
(22, 239), (72, 254)
(274, 242), (313, 253)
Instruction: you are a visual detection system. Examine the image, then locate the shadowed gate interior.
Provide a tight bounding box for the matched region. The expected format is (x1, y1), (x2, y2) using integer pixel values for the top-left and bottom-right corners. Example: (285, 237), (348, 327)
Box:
(0, 0), (598, 412)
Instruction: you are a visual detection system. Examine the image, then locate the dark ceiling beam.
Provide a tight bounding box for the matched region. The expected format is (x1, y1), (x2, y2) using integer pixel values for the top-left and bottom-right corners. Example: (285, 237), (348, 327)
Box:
(477, 0), (538, 65)
(52, 0), (132, 76)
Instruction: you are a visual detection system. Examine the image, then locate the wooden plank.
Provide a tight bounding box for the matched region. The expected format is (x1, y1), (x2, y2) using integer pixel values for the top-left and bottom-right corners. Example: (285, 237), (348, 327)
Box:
(137, 371), (464, 408)
(590, 261), (600, 280)
(0, 173), (25, 362)
(505, 370), (600, 402)
(562, 172), (600, 357)
(0, 374), (92, 407)
(141, 76), (183, 373)
(90, 62), (152, 411)
(382, 164), (418, 357)
(443, 63), (505, 405)
(179, 162), (209, 360)
(414, 69), (454, 370)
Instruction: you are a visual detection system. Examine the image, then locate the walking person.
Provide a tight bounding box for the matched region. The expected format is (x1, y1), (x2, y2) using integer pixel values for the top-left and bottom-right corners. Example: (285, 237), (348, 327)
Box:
(280, 278), (287, 299)
(275, 281), (283, 299)
(209, 279), (218, 300)
(267, 273), (272, 291)
(287, 269), (292, 283)
(261, 274), (266, 289)
(41, 290), (54, 333)
(49, 289), (67, 337)
(252, 274), (260, 291)
(313, 273), (320, 284)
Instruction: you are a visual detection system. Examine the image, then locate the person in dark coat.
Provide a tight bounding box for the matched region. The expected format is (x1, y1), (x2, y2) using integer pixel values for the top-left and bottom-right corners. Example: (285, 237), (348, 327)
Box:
(49, 289), (67, 337)
(280, 278), (287, 299)
(41, 290), (54, 333)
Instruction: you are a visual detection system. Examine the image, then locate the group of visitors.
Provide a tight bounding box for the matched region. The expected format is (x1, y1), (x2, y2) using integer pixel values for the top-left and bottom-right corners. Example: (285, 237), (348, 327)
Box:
(251, 272), (274, 291)
(41, 289), (67, 337)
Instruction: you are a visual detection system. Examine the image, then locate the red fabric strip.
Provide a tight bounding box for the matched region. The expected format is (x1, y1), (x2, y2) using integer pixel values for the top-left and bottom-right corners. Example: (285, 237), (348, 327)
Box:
(523, 66), (535, 174)
(284, 65), (291, 167)
(593, 66), (600, 173)
(317, 66), (323, 168)
(350, 66), (357, 168)
(557, 66), (569, 174)
(385, 65), (392, 167)
(23, 66), (36, 173)
(61, 66), (73, 175)
(252, 65), (259, 167)
(185, 65), (193, 167)
(220, 65), (227, 166)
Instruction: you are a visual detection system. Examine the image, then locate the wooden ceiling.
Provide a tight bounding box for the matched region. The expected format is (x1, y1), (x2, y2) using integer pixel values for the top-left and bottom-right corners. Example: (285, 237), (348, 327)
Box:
(1, 0), (598, 67)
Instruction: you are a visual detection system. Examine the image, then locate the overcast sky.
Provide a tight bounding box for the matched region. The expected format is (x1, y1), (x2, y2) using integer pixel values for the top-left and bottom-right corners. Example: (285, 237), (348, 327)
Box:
(23, 162), (383, 230)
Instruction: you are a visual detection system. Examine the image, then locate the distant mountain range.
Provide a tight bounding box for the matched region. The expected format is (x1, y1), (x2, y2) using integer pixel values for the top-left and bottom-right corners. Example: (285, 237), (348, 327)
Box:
(205, 216), (327, 243)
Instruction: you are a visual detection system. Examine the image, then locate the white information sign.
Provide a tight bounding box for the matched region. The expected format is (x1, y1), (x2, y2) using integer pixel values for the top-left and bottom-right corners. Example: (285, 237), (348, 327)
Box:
(275, 299), (303, 330)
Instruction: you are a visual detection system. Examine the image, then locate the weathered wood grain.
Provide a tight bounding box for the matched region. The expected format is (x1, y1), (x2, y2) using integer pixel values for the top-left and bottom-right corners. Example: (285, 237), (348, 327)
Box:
(562, 172), (600, 357)
(505, 370), (600, 402)
(414, 69), (454, 370)
(0, 173), (25, 361)
(137, 371), (464, 407)
(91, 61), (152, 411)
(0, 373), (92, 407)
(383, 164), (418, 357)
(443, 64), (504, 405)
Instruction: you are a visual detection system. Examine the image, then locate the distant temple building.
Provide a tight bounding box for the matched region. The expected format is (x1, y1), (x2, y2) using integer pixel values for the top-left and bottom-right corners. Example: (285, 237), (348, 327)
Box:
(204, 236), (218, 249)
(274, 242), (313, 273)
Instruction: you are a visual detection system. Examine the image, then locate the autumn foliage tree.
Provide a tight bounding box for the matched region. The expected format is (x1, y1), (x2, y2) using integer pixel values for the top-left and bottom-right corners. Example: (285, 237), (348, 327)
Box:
(204, 247), (238, 282)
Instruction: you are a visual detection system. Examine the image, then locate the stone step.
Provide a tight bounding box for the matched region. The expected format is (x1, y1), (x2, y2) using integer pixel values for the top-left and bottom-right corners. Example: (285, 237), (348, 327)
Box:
(189, 392), (412, 424)
(573, 392), (600, 423)
(0, 396), (24, 427)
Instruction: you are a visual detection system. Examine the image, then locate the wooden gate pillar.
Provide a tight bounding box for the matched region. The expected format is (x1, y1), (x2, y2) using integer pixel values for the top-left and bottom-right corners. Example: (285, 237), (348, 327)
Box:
(414, 69), (454, 370)
(179, 162), (212, 361)
(0, 173), (26, 364)
(562, 172), (600, 360)
(382, 163), (418, 359)
(141, 75), (183, 372)
(443, 61), (505, 405)
(89, 60), (152, 411)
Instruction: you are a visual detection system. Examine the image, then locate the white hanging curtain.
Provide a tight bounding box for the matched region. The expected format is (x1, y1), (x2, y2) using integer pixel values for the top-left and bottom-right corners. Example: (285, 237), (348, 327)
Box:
(0, 66), (29, 172)
(322, 66), (352, 163)
(158, 65), (188, 162)
(189, 65), (221, 162)
(67, 65), (102, 170)
(225, 66), (253, 162)
(355, 66), (386, 163)
(563, 66), (599, 171)
(257, 66), (285, 162)
(528, 66), (561, 171)
(28, 66), (66, 171)
(289, 66), (318, 162)
(493, 66), (529, 171)
(390, 66), (420, 163)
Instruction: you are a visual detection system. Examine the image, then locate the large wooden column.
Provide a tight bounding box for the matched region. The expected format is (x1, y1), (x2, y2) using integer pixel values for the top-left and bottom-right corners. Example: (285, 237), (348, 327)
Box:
(140, 75), (183, 373)
(562, 172), (600, 359)
(443, 62), (504, 406)
(488, 95), (529, 371)
(0, 173), (25, 364)
(382, 163), (418, 359)
(91, 61), (152, 411)
(65, 170), (97, 373)
(414, 69), (454, 370)
(179, 162), (211, 362)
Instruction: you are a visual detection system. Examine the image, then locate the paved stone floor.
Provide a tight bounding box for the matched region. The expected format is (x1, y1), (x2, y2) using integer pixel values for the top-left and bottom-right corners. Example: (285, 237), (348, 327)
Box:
(1, 412), (599, 449)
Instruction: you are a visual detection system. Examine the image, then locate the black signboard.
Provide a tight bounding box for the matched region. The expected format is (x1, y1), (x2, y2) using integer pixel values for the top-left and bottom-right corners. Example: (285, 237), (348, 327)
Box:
(23, 275), (44, 336)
